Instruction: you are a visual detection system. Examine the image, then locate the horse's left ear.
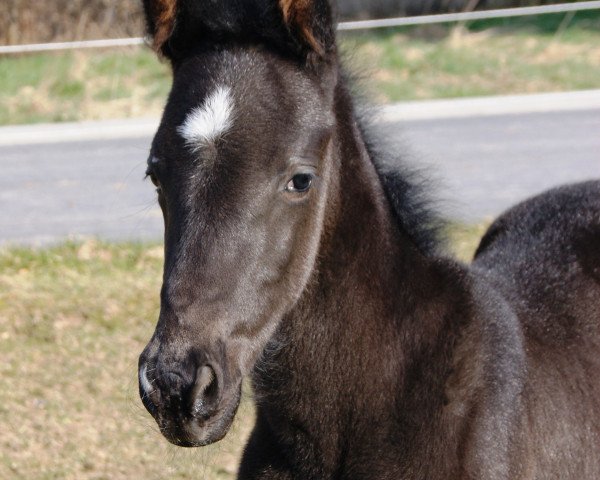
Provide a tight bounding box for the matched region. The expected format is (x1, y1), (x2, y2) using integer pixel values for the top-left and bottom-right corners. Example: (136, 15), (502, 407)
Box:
(278, 0), (336, 58)
(142, 0), (178, 54)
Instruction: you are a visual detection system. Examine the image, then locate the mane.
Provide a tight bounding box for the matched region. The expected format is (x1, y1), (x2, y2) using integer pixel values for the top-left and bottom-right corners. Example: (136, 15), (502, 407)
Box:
(346, 74), (447, 256)
(361, 119), (446, 256)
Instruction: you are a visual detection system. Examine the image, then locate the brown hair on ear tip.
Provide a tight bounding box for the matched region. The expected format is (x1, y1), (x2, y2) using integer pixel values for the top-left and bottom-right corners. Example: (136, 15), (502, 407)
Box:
(279, 0), (325, 56)
(151, 0), (178, 52)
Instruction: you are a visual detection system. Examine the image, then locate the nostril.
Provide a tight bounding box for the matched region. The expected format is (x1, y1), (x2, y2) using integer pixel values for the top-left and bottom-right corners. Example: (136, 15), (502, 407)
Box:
(190, 364), (219, 419)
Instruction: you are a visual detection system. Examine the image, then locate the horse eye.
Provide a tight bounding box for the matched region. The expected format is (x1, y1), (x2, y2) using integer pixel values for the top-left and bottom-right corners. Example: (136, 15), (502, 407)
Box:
(286, 174), (313, 193)
(145, 169), (160, 187)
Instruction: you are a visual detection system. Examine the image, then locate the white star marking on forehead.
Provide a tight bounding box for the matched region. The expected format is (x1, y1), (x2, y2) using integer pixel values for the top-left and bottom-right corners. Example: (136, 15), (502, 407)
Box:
(177, 86), (234, 151)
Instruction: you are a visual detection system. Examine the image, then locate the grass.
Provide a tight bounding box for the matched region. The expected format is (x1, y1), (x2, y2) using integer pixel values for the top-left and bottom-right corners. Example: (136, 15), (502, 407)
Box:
(342, 10), (600, 102)
(0, 49), (171, 125)
(0, 241), (252, 480)
(1, 11), (600, 125)
(0, 225), (484, 479)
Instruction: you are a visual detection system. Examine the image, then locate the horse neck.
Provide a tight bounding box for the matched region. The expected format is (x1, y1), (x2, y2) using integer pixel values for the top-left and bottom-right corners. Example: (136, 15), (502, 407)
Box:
(252, 80), (455, 438)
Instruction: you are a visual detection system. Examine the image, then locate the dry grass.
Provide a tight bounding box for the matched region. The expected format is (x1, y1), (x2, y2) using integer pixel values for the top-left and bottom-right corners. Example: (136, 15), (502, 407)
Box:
(0, 49), (170, 125)
(343, 18), (600, 103)
(0, 226), (484, 479)
(2, 0), (144, 45)
(0, 241), (253, 480)
(446, 222), (490, 261)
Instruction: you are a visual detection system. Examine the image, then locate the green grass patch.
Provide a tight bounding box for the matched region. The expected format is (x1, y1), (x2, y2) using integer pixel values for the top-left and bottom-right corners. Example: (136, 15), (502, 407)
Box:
(1, 11), (599, 125)
(466, 8), (600, 35)
(340, 10), (600, 102)
(49, 79), (85, 98)
(0, 53), (73, 96)
(0, 49), (171, 125)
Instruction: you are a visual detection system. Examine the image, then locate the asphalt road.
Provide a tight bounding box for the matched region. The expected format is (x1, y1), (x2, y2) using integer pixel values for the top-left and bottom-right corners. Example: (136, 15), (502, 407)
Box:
(0, 136), (160, 246)
(387, 108), (600, 222)
(1, 107), (599, 246)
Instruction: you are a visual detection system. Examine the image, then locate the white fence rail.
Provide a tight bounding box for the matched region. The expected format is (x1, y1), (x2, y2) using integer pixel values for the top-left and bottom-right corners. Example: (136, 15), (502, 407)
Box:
(339, 0), (600, 30)
(0, 37), (145, 54)
(1, 1), (600, 55)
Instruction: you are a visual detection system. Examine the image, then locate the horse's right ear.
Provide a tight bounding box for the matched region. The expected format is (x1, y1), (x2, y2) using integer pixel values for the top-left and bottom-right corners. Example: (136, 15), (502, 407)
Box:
(278, 0), (336, 58)
(142, 0), (178, 56)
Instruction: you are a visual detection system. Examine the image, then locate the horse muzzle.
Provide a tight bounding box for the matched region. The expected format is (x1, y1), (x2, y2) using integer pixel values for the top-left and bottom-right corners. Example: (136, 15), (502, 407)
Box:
(138, 352), (242, 447)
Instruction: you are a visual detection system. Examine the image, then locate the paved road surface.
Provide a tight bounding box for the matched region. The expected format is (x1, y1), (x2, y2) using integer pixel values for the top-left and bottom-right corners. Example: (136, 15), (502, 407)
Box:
(385, 108), (600, 222)
(1, 106), (599, 246)
(0, 137), (159, 245)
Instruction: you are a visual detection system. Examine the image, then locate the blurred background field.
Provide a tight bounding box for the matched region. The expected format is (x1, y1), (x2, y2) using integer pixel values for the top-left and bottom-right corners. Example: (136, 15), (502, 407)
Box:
(0, 226), (486, 480)
(0, 0), (578, 45)
(1, 10), (600, 125)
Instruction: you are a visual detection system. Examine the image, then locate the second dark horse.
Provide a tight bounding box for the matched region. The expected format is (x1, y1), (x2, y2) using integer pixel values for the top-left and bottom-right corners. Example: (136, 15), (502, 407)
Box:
(137, 0), (600, 478)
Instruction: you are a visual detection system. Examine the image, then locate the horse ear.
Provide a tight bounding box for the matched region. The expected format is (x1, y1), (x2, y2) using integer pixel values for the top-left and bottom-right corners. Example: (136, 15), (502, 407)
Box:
(141, 0), (336, 60)
(278, 0), (336, 57)
(142, 0), (178, 54)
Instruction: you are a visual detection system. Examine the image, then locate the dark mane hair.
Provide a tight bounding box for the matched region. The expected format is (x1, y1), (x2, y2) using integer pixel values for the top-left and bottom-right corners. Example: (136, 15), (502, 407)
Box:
(359, 117), (445, 256)
(342, 66), (445, 256)
(331, 47), (445, 255)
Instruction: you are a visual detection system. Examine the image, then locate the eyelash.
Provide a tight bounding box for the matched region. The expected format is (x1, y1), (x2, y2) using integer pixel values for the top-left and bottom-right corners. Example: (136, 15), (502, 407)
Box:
(145, 169), (161, 192)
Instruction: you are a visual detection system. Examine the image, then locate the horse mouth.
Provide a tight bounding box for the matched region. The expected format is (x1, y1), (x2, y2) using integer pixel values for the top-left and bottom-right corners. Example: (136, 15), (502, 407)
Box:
(140, 376), (242, 448)
(158, 392), (241, 447)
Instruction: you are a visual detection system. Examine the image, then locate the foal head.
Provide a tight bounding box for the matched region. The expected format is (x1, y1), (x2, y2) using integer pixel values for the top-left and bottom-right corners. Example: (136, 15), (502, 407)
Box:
(138, 0), (339, 446)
